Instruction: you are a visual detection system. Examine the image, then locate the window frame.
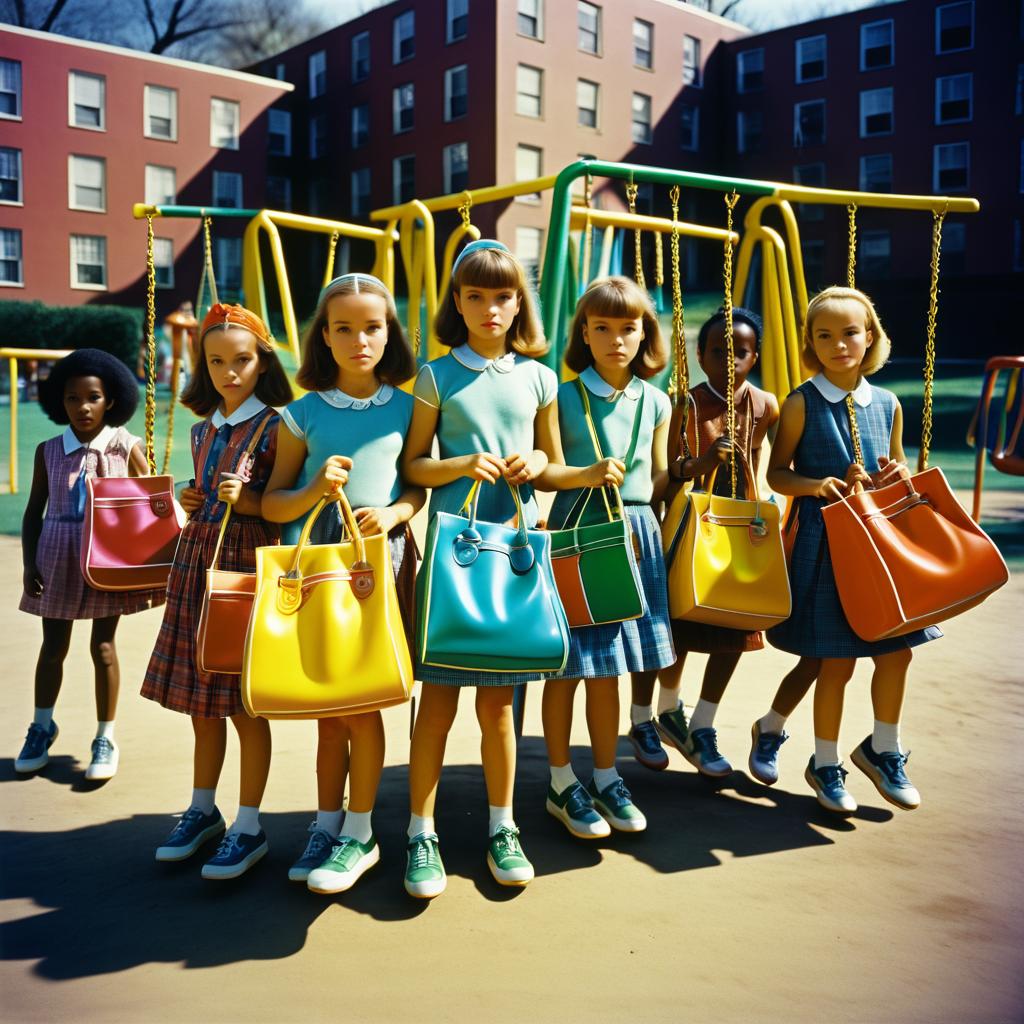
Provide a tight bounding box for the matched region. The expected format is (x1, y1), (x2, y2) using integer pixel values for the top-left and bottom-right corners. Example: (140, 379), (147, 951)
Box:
(736, 48), (764, 94)
(793, 161), (826, 221)
(0, 146), (23, 205)
(515, 143), (543, 202)
(212, 169), (243, 209)
(794, 99), (826, 148)
(69, 233), (107, 291)
(144, 163), (177, 206)
(143, 84), (178, 141)
(633, 18), (653, 70)
(268, 108), (292, 156)
(858, 229), (892, 278)
(516, 0), (543, 40)
(153, 236), (174, 289)
(859, 87), (894, 138)
(859, 152), (893, 193)
(0, 226), (23, 286)
(795, 34), (827, 84)
(935, 73), (973, 125)
(308, 50), (326, 98)
(515, 226), (543, 288)
(309, 113), (327, 159)
(860, 18), (894, 71)
(443, 141), (469, 194)
(214, 236), (242, 295)
(68, 154), (106, 212)
(351, 167), (371, 217)
(351, 31), (370, 83)
(392, 82), (415, 134)
(392, 154), (416, 205)
(68, 70), (106, 131)
(445, 64), (468, 122)
(393, 10), (416, 64)
(266, 174), (292, 211)
(578, 1), (601, 56)
(446, 0), (468, 43)
(737, 110), (763, 155)
(0, 59), (22, 121)
(351, 103), (369, 148)
(210, 97), (240, 150)
(935, 1), (974, 55)
(577, 78), (599, 129)
(632, 91), (653, 145)
(683, 34), (702, 87)
(516, 63), (542, 119)
(933, 141), (970, 193)
(679, 103), (699, 152)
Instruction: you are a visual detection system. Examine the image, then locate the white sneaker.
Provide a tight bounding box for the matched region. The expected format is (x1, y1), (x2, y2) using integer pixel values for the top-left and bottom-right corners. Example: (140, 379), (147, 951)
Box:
(85, 736), (119, 781)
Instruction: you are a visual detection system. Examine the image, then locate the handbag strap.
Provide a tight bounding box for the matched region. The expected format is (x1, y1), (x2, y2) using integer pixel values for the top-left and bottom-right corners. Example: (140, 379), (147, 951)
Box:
(287, 487), (367, 579)
(458, 478), (529, 548)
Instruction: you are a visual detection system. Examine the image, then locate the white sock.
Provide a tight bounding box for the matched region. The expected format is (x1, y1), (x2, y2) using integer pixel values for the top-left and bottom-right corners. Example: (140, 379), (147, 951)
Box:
(33, 707), (54, 730)
(488, 805), (515, 836)
(340, 809), (373, 844)
(760, 709), (788, 735)
(872, 720), (901, 755)
(592, 766), (620, 791)
(408, 813), (435, 840)
(95, 720), (115, 741)
(814, 738), (840, 768)
(657, 685), (682, 716)
(191, 787), (216, 815)
(630, 703), (653, 726)
(549, 762), (579, 794)
(231, 804), (261, 836)
(689, 699), (719, 732)
(315, 808), (343, 837)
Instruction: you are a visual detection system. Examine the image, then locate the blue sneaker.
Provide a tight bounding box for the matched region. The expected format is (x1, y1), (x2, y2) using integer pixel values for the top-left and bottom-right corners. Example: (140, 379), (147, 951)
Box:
(804, 756), (857, 814)
(546, 781), (610, 839)
(155, 806), (225, 862)
(628, 719), (669, 771)
(15, 720), (59, 773)
(201, 830), (269, 880)
(85, 736), (119, 781)
(748, 721), (788, 786)
(682, 727), (732, 777)
(655, 702), (689, 754)
(851, 737), (920, 810)
(587, 777), (647, 833)
(287, 822), (338, 882)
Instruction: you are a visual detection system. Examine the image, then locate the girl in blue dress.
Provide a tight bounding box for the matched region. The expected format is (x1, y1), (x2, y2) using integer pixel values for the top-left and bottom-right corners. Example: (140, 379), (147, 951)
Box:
(767, 286), (940, 815)
(262, 273), (422, 894)
(401, 240), (560, 897)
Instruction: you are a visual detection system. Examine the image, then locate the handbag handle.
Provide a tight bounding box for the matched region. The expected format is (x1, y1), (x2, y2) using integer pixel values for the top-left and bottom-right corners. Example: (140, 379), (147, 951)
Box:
(456, 478), (535, 574)
(288, 488), (367, 575)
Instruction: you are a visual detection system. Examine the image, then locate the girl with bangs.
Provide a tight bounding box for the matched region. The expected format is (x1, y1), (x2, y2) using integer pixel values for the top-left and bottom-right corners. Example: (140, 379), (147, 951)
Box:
(400, 239), (560, 897)
(536, 276), (676, 840)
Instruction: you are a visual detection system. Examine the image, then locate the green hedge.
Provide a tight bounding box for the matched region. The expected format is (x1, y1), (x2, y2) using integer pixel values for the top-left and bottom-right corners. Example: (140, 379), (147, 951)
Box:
(0, 302), (142, 367)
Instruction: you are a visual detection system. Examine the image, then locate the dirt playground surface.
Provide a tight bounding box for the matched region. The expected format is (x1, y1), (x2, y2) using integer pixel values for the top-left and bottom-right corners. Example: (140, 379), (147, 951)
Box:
(1, 493), (1022, 1024)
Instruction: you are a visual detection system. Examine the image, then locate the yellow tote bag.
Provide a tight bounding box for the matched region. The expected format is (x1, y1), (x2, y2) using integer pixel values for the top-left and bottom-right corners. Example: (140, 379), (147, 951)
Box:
(662, 464), (791, 630)
(241, 490), (414, 719)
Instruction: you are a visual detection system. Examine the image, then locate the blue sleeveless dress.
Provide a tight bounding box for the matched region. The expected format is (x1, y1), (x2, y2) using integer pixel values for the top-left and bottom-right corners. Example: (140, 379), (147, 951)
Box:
(766, 376), (942, 659)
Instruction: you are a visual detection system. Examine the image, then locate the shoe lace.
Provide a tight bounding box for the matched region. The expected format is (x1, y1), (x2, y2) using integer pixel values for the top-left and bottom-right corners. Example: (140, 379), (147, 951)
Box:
(213, 833), (242, 858)
(635, 721), (661, 753)
(607, 778), (632, 805)
(492, 826), (521, 856)
(757, 731), (787, 758)
(694, 729), (722, 760)
(409, 836), (438, 869)
(817, 763), (849, 790)
(566, 784), (593, 815)
(328, 836), (358, 864)
(92, 737), (113, 760)
(306, 830), (333, 858)
(878, 750), (911, 786)
(171, 806), (205, 835)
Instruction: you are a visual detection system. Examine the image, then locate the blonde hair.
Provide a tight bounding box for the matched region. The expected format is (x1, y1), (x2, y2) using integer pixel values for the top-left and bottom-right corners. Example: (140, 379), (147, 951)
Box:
(802, 285), (891, 377)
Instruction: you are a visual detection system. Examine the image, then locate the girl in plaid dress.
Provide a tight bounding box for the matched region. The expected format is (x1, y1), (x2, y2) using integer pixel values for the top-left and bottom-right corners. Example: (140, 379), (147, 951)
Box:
(17, 349), (162, 782)
(144, 304), (293, 880)
(767, 287), (940, 816)
(537, 277), (676, 840)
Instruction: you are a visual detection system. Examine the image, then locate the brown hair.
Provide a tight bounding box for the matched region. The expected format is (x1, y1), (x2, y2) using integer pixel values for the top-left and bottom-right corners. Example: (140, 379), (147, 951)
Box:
(434, 247), (548, 358)
(181, 324), (294, 416)
(801, 285), (891, 377)
(297, 275), (417, 391)
(564, 276), (667, 380)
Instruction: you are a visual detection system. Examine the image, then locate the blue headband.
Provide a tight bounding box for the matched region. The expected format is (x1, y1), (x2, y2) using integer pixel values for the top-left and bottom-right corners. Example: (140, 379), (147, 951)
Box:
(318, 272), (391, 306)
(451, 238), (511, 278)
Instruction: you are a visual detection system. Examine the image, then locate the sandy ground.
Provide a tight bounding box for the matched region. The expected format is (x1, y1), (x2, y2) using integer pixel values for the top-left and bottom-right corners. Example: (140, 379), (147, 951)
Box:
(1, 493), (1023, 1024)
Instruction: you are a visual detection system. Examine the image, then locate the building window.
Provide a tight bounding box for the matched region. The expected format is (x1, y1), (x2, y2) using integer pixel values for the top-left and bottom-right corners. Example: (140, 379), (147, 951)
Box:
(860, 19), (894, 70)
(351, 167), (371, 216)
(518, 0), (542, 39)
(683, 35), (702, 87)
(794, 100), (826, 147)
(393, 83), (414, 133)
(936, 2), (973, 54)
(445, 65), (468, 121)
(144, 85), (177, 140)
(859, 153), (892, 193)
(447, 0), (468, 42)
(0, 59), (22, 120)
(936, 74), (972, 124)
(70, 234), (106, 289)
(68, 155), (105, 211)
(793, 162), (825, 221)
(577, 79), (598, 128)
(210, 98), (240, 149)
(443, 142), (469, 194)
(69, 71), (105, 130)
(737, 110), (763, 154)
(515, 226), (542, 289)
(0, 227), (22, 284)
(860, 88), (893, 136)
(516, 65), (542, 118)
(310, 113), (327, 159)
(154, 237), (174, 288)
(801, 239), (825, 291)
(214, 237), (242, 295)
(632, 92), (652, 144)
(393, 10), (415, 63)
(352, 32), (370, 82)
(268, 109), (291, 156)
(859, 230), (891, 278)
(145, 164), (176, 206)
(680, 104), (699, 151)
(795, 35), (826, 83)
(351, 103), (369, 147)
(578, 2), (600, 54)
(515, 144), (542, 201)
(943, 221), (966, 274)
(393, 155), (415, 204)
(309, 50), (326, 98)
(736, 49), (763, 93)
(0, 147), (22, 204)
(266, 175), (292, 210)
(934, 142), (969, 192)
(213, 170), (242, 208)
(634, 19), (653, 69)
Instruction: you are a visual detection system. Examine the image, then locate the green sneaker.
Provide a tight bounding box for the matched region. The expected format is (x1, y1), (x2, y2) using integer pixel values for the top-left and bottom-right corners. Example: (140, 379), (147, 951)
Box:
(655, 701), (690, 754)
(545, 781), (610, 839)
(404, 832), (446, 900)
(487, 825), (534, 887)
(306, 834), (379, 894)
(587, 777), (647, 833)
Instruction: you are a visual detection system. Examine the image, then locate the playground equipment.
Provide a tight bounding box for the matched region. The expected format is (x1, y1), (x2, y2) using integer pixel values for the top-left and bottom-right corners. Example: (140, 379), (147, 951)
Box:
(968, 356), (1024, 520)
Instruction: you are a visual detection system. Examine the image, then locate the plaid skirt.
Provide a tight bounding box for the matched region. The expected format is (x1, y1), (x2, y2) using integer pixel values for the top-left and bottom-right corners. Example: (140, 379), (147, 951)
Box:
(548, 504), (676, 681)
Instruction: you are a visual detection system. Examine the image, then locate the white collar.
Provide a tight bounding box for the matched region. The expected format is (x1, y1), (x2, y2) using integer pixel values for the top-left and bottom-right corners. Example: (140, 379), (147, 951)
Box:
(450, 345), (518, 374)
(212, 394), (267, 428)
(704, 380), (749, 405)
(317, 384), (394, 410)
(579, 365), (643, 401)
(62, 424), (116, 455)
(810, 374), (872, 408)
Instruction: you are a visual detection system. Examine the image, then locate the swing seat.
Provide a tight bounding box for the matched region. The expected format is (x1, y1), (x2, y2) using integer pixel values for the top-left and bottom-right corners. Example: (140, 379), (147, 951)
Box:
(967, 356), (1024, 521)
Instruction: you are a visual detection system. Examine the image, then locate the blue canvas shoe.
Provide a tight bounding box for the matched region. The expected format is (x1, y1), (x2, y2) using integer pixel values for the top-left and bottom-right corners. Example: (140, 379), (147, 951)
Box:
(655, 701), (689, 754)
(288, 822), (338, 882)
(15, 721), (58, 773)
(851, 737), (920, 810)
(545, 781), (610, 839)
(201, 830), (269, 880)
(804, 756), (858, 814)
(682, 727), (733, 777)
(155, 807), (225, 862)
(628, 719), (669, 771)
(587, 777), (647, 833)
(748, 721), (788, 786)
(85, 737), (119, 781)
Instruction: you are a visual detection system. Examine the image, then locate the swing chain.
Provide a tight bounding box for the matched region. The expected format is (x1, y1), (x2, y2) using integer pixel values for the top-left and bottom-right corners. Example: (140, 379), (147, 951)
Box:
(920, 203), (947, 470)
(625, 180), (646, 290)
(723, 190), (740, 499)
(162, 369), (177, 474)
(845, 393), (865, 468)
(144, 213), (158, 475)
(326, 230), (341, 280)
(846, 203), (857, 289)
(654, 232), (664, 289)
(201, 215), (219, 310)
(458, 191), (473, 230)
(414, 324), (422, 357)
(668, 185), (691, 457)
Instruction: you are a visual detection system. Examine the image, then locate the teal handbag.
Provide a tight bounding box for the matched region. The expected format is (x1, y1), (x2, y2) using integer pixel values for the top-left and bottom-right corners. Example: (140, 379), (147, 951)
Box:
(416, 479), (570, 673)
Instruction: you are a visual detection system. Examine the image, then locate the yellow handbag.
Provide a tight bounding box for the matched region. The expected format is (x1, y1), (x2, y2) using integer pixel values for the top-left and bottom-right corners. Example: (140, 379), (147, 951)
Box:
(241, 490), (414, 719)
